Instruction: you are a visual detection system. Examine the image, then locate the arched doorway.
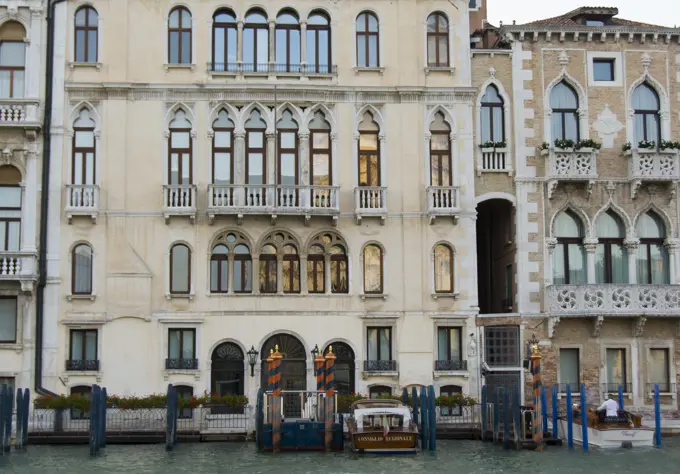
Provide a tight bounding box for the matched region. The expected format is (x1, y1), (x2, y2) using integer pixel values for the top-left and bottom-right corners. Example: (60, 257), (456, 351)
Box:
(324, 342), (355, 394)
(476, 198), (516, 314)
(211, 342), (245, 397)
(261, 333), (307, 418)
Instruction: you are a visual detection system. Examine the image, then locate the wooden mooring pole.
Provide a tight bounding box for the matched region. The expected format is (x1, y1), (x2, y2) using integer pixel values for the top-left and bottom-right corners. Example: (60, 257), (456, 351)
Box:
(324, 346), (336, 452)
(530, 340), (543, 451)
(272, 346), (283, 453)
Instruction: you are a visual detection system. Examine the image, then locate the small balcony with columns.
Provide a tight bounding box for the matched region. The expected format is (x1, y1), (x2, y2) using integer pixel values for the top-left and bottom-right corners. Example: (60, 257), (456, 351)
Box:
(543, 146), (599, 199)
(544, 236), (680, 337)
(626, 148), (680, 199)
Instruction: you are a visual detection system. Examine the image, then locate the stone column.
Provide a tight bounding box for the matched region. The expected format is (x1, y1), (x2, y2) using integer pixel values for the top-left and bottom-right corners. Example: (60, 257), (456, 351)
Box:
(227, 254), (235, 293)
(325, 255), (332, 294)
(234, 130), (246, 205)
(277, 256), (283, 294)
(237, 21), (244, 63)
(624, 238), (640, 284)
(268, 20), (276, 65)
(28, 7), (43, 99)
(300, 21), (308, 67)
(544, 238), (557, 286)
(298, 131), (310, 186)
(665, 238), (680, 284)
(299, 256), (308, 294)
(378, 133), (387, 187)
(21, 146), (39, 252)
(583, 238), (599, 284)
(252, 256), (260, 294)
(266, 131), (276, 205)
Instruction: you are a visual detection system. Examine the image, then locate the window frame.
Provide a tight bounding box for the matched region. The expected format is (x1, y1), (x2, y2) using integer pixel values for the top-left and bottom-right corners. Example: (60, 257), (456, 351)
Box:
(245, 124), (267, 187)
(310, 127), (332, 186)
(649, 348), (670, 392)
(168, 116), (193, 186)
(369, 384), (392, 398)
(433, 244), (454, 293)
(169, 243), (191, 295)
(593, 58), (615, 82)
(168, 328), (196, 361)
(212, 115), (234, 186)
(72, 119), (96, 185)
(554, 211), (586, 285)
(558, 347), (580, 391)
(233, 244), (252, 294)
(596, 236), (625, 283)
(605, 347), (628, 391)
(483, 326), (520, 368)
(0, 296), (17, 344)
(330, 247), (349, 294)
(0, 40), (25, 98)
(426, 12), (450, 68)
(243, 11), (269, 70)
(480, 85), (505, 143)
(282, 245), (300, 294)
(639, 236), (667, 284)
(551, 82), (580, 142)
(307, 252), (325, 294)
(69, 328), (98, 362)
(362, 244), (384, 294)
(275, 12), (301, 72)
(71, 243), (93, 295)
(306, 12), (331, 73)
(74, 6), (98, 63)
(212, 10), (237, 72)
(210, 245), (229, 294)
(358, 130), (380, 187)
(277, 124), (299, 187)
(366, 326), (392, 361)
(429, 130), (452, 187)
(168, 7), (192, 65)
(633, 83), (661, 144)
(437, 327), (462, 361)
(356, 12), (379, 68)
(259, 246), (278, 294)
(0, 184), (21, 252)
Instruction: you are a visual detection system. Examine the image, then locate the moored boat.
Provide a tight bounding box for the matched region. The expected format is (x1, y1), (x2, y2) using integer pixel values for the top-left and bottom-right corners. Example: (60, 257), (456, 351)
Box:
(558, 408), (653, 448)
(346, 399), (419, 454)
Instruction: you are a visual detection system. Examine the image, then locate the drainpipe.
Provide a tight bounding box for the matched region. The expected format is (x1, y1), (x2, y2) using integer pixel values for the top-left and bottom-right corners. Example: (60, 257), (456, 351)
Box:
(35, 0), (67, 396)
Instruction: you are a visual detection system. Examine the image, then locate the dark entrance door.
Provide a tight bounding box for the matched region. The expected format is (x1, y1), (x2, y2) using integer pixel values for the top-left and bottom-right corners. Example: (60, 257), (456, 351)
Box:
(211, 342), (245, 414)
(261, 333), (307, 418)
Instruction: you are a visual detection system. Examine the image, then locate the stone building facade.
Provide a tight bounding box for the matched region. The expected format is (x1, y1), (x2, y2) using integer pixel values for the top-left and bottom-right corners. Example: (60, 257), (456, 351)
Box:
(473, 6), (680, 408)
(0, 1), (45, 393)
(40, 0), (483, 409)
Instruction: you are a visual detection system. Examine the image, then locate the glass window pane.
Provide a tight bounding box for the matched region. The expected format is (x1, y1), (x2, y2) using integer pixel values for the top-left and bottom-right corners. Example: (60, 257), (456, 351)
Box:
(367, 328), (377, 360)
(169, 11), (179, 28)
(306, 30), (316, 65)
(6, 221), (20, 252)
(636, 245), (650, 284)
(280, 132), (295, 149)
(649, 349), (669, 387)
(181, 32), (191, 63)
(568, 244), (587, 284)
(650, 244), (669, 284)
(368, 36), (377, 67)
(595, 245), (605, 283)
(75, 130), (94, 148)
(248, 153), (263, 184)
(169, 330), (180, 359)
(74, 245), (92, 293)
(492, 108), (503, 141)
(431, 135), (449, 151)
(368, 14), (378, 31)
(257, 29), (268, 64)
(359, 133), (377, 150)
(434, 245), (452, 292)
(357, 36), (366, 66)
(312, 154), (329, 185)
(182, 330), (194, 358)
(481, 107), (491, 143)
(606, 349), (626, 387)
(220, 261), (228, 291)
(646, 114), (659, 142)
(0, 298), (16, 342)
(449, 328), (460, 361)
(0, 187), (21, 208)
(364, 245), (382, 293)
(0, 71), (9, 98)
(427, 36), (436, 66)
(171, 246), (189, 293)
(249, 132), (263, 148)
(564, 114), (578, 141)
(552, 114), (564, 141)
(634, 114), (645, 144)
(611, 244), (628, 283)
(215, 131), (231, 148)
(214, 28), (225, 66)
(87, 31), (97, 62)
(0, 43), (25, 67)
(227, 29), (237, 66)
(214, 153), (231, 184)
(210, 260), (219, 292)
(319, 31), (329, 66)
(437, 328), (448, 361)
(71, 332), (83, 360)
(379, 329), (390, 360)
(85, 331), (97, 360)
(438, 37), (448, 66)
(313, 133), (329, 149)
(169, 32), (179, 64)
(290, 30), (300, 65)
(596, 211), (624, 237)
(280, 153), (296, 185)
(559, 349), (579, 386)
(243, 29), (254, 62)
(275, 29), (287, 63)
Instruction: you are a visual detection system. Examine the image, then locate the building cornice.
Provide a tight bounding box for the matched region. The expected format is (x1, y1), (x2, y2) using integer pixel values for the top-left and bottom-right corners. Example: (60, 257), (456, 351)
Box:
(502, 26), (680, 44)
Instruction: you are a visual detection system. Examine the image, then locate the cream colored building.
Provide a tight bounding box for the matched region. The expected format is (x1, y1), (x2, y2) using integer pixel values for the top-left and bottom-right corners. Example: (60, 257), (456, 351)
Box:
(42, 0), (489, 410)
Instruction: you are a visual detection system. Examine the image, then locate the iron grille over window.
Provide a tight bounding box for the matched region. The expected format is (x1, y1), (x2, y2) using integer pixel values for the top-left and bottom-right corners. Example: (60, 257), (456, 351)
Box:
(484, 326), (520, 367)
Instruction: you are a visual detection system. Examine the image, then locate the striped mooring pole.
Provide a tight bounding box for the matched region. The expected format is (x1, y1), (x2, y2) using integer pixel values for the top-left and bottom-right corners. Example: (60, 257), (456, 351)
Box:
(325, 346), (336, 452)
(266, 349), (274, 437)
(530, 339), (544, 451)
(315, 347), (326, 423)
(271, 346), (283, 453)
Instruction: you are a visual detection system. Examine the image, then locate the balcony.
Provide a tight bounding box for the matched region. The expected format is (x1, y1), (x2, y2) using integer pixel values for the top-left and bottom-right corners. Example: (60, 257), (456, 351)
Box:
(207, 184), (339, 225)
(208, 62), (337, 78)
(354, 186), (387, 225)
(165, 358), (199, 370)
(0, 252), (38, 291)
(0, 99), (41, 138)
(163, 184), (197, 223)
(478, 148), (511, 175)
(544, 147), (598, 199)
(646, 382), (675, 394)
(426, 186), (460, 224)
(627, 148), (680, 199)
(65, 359), (100, 371)
(434, 360), (468, 371)
(65, 184), (99, 223)
(363, 360), (397, 373)
(601, 383), (632, 394)
(546, 284), (680, 317)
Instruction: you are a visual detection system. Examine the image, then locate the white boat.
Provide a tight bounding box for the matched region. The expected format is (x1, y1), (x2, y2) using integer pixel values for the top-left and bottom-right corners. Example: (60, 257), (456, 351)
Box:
(558, 410), (654, 448)
(346, 399), (419, 454)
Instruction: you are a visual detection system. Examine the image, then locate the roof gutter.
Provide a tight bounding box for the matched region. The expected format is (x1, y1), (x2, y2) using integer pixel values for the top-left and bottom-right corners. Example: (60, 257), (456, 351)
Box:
(35, 0), (67, 396)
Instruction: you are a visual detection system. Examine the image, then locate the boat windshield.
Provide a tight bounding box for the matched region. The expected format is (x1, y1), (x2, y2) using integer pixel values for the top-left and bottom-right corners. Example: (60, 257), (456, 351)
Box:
(361, 414), (404, 429)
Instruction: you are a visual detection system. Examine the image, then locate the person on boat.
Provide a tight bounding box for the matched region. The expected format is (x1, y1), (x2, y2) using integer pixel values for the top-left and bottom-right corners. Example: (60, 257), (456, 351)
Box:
(596, 396), (619, 422)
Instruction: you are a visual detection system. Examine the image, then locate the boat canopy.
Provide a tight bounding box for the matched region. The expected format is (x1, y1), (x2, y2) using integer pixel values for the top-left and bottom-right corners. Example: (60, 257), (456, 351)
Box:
(353, 407), (412, 429)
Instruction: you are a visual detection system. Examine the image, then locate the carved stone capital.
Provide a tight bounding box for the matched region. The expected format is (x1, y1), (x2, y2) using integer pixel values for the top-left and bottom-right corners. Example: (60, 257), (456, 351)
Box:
(234, 130), (246, 140)
(583, 237), (599, 252)
(592, 315), (604, 337)
(623, 238), (640, 250)
(330, 132), (339, 142)
(265, 131), (276, 139)
(633, 315), (647, 338)
(207, 130), (214, 139)
(664, 238), (680, 250)
(297, 132), (310, 140)
(545, 237), (558, 250)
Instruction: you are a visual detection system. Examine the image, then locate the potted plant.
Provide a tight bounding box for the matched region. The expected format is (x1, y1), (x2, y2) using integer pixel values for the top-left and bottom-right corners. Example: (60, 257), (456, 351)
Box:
(574, 139), (602, 151)
(637, 140), (657, 152)
(554, 138), (575, 150)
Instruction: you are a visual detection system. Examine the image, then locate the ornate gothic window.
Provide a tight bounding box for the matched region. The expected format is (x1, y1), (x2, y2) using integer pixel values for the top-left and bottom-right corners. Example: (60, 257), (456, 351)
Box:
(553, 211), (586, 284)
(481, 85), (504, 143)
(427, 13), (449, 67)
(434, 244), (454, 293)
(277, 110), (299, 207)
(212, 110), (235, 205)
(595, 211), (627, 283)
(358, 112), (380, 186)
(234, 244), (252, 293)
(259, 244), (277, 293)
(168, 7), (192, 64)
(429, 112), (451, 187)
(356, 12), (379, 67)
(168, 110), (192, 185)
(210, 232), (252, 293)
(550, 82), (580, 142)
(210, 244), (229, 293)
(0, 166), (21, 253)
(632, 83), (661, 144)
(636, 212), (669, 284)
(170, 243), (191, 294)
(245, 109), (267, 206)
(72, 108), (96, 186)
(307, 233), (348, 294)
(282, 245), (300, 293)
(276, 10), (301, 72)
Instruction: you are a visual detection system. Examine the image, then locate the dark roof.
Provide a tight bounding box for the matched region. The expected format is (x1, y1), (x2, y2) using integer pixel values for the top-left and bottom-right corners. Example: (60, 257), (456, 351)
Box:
(516, 7), (670, 29)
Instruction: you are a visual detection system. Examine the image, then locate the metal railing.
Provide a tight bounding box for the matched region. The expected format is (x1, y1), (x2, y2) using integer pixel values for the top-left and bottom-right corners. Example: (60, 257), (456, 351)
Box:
(601, 382), (632, 394)
(434, 360), (468, 371)
(165, 358), (199, 370)
(65, 360), (100, 371)
(426, 186), (459, 212)
(557, 382), (582, 394)
(646, 382), (675, 394)
(209, 62), (337, 75)
(435, 404), (481, 423)
(363, 360), (397, 372)
(354, 186), (387, 213)
(163, 184), (196, 211)
(264, 391), (333, 421)
(65, 184), (99, 212)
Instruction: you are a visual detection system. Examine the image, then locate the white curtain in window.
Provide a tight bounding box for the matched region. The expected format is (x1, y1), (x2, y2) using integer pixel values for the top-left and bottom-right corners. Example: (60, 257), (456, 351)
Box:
(649, 349), (669, 390)
(0, 298), (17, 342)
(559, 349), (579, 387)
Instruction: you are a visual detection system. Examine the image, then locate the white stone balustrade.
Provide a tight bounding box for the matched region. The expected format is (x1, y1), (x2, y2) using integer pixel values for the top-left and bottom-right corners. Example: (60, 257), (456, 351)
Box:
(425, 186), (460, 223)
(0, 252), (38, 288)
(546, 284), (680, 316)
(628, 149), (680, 198)
(163, 184), (197, 222)
(480, 148), (510, 173)
(65, 184), (100, 223)
(545, 147), (598, 198)
(0, 100), (40, 126)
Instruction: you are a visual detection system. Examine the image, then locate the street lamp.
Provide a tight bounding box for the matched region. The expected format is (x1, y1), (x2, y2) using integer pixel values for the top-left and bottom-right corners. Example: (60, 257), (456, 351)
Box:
(524, 333), (539, 371)
(246, 345), (258, 377)
(311, 344), (320, 359)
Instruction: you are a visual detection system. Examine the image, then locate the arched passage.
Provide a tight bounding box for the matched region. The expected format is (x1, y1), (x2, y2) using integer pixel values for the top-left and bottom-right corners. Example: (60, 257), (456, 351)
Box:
(211, 342), (245, 398)
(324, 342), (355, 394)
(261, 333), (307, 418)
(476, 198), (516, 314)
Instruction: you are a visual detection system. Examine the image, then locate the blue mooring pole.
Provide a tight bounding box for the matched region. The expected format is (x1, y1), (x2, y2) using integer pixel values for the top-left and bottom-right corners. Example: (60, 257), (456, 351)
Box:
(566, 384), (573, 448)
(481, 385), (487, 442)
(419, 385), (428, 451)
(89, 384), (99, 455)
(411, 386), (419, 427)
(100, 387), (107, 449)
(493, 388), (500, 442)
(22, 389), (29, 448)
(15, 388), (23, 450)
(428, 385), (436, 451)
(618, 385), (624, 411)
(502, 387), (509, 450)
(165, 384), (174, 451)
(541, 385), (548, 435)
(654, 384), (661, 447)
(513, 385), (522, 449)
(580, 384), (588, 452)
(402, 387), (409, 405)
(551, 385), (558, 439)
(1, 384), (10, 453)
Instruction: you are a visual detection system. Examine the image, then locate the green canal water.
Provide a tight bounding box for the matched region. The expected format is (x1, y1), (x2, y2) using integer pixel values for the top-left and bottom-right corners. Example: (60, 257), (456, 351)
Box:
(0, 440), (678, 473)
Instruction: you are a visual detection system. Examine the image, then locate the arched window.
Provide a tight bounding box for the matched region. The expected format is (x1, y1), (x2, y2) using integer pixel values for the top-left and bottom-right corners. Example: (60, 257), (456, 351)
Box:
(70, 385), (92, 420)
(427, 13), (449, 67)
(72, 244), (93, 295)
(210, 244), (229, 293)
(595, 211), (627, 284)
(211, 342), (245, 414)
(212, 9), (237, 72)
(0, 21), (26, 97)
(72, 108), (96, 189)
(276, 10), (300, 72)
(0, 165), (21, 253)
(307, 244), (325, 293)
(282, 245), (300, 293)
(550, 82), (580, 142)
(331, 245), (349, 293)
(74, 7), (97, 64)
(358, 112), (380, 186)
(440, 385), (463, 416)
(168, 110), (192, 186)
(363, 244), (383, 294)
(481, 85), (504, 143)
(277, 110), (299, 207)
(170, 243), (191, 294)
(306, 12), (331, 73)
(259, 244), (277, 293)
(356, 12), (379, 68)
(632, 83), (661, 144)
(325, 343), (355, 394)
(434, 244), (454, 293)
(245, 110), (267, 206)
(553, 211), (586, 284)
(369, 385), (392, 398)
(244, 9), (269, 72)
(636, 212), (669, 284)
(168, 7), (192, 64)
(212, 109), (235, 205)
(175, 385), (194, 419)
(234, 244), (252, 293)
(429, 112), (451, 187)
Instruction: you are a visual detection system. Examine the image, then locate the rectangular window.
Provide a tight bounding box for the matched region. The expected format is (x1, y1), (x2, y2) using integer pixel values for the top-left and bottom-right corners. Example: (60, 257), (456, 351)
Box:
(586, 20), (604, 26)
(168, 328), (196, 362)
(484, 326), (519, 368)
(69, 329), (97, 361)
(0, 297), (17, 343)
(593, 59), (615, 82)
(367, 327), (391, 361)
(559, 348), (579, 391)
(0, 41), (25, 99)
(606, 348), (627, 392)
(437, 327), (462, 361)
(0, 376), (14, 391)
(649, 348), (670, 393)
